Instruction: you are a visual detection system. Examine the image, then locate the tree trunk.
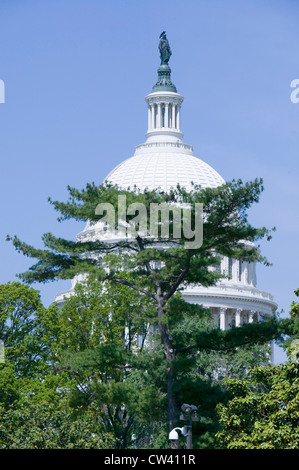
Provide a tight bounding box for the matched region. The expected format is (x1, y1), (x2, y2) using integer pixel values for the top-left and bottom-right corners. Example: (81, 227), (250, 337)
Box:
(156, 287), (180, 448)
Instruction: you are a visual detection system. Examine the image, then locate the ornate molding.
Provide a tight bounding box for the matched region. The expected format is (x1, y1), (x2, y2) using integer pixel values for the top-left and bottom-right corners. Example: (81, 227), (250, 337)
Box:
(135, 141), (193, 153)
(145, 93), (184, 106)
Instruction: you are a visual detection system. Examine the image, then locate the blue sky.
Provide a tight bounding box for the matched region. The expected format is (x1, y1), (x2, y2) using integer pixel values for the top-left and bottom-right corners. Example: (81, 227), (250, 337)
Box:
(0, 0), (298, 363)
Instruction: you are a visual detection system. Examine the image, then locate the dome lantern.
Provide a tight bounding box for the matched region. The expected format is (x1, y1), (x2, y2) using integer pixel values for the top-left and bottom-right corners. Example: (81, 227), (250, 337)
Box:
(145, 32), (184, 141)
(105, 33), (225, 193)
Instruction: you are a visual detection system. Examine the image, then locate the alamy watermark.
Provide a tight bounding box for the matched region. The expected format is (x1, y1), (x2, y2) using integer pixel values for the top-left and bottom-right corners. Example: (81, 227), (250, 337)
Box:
(0, 79), (5, 103)
(290, 79), (299, 103)
(95, 195), (203, 249)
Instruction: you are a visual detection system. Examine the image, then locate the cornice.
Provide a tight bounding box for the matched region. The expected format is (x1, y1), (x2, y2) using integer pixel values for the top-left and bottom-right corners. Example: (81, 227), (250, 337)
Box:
(145, 92), (184, 106)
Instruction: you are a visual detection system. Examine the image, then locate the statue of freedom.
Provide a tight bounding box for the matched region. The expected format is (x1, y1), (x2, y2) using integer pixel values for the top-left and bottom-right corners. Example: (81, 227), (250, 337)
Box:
(159, 31), (172, 65)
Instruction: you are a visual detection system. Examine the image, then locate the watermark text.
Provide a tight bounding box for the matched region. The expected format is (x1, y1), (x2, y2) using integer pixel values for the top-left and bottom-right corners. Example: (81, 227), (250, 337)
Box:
(95, 195), (203, 249)
(290, 79), (299, 103)
(0, 80), (5, 103)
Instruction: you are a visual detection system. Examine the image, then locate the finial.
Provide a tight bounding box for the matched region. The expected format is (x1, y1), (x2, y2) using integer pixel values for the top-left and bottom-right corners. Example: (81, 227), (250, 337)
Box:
(152, 32), (177, 92)
(159, 31), (172, 65)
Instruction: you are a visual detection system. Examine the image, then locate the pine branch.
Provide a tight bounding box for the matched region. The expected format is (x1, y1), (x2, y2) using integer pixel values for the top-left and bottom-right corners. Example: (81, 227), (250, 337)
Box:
(164, 250), (192, 301)
(105, 275), (155, 300)
(174, 318), (293, 354)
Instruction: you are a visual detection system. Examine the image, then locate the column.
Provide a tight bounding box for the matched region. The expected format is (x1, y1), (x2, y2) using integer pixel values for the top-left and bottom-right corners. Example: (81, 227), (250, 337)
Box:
(246, 262), (251, 285)
(235, 308), (242, 327)
(176, 106), (180, 130)
(148, 106), (151, 131)
(232, 259), (238, 282)
(151, 104), (155, 129)
(172, 103), (176, 129)
(165, 103), (169, 128)
(238, 260), (243, 282)
(157, 103), (162, 128)
(220, 256), (224, 274)
(252, 262), (257, 287)
(248, 262), (252, 285)
(223, 257), (229, 277)
(248, 311), (254, 323)
(220, 307), (226, 331)
(244, 262), (249, 285)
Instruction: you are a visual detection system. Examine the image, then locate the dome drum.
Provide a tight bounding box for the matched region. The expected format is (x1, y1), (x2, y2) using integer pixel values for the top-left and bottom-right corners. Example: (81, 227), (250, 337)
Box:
(145, 91), (184, 138)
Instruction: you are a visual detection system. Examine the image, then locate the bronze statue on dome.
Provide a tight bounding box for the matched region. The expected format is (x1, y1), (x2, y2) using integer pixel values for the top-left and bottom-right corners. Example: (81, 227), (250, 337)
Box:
(159, 31), (172, 65)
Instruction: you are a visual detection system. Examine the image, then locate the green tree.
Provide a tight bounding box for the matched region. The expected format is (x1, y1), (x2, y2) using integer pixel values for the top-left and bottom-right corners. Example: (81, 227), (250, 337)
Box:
(0, 401), (116, 449)
(0, 282), (51, 411)
(36, 279), (273, 449)
(0, 282), (45, 378)
(216, 289), (299, 449)
(10, 180), (293, 439)
(37, 279), (165, 448)
(216, 362), (299, 449)
(0, 282), (117, 449)
(170, 311), (273, 448)
(282, 288), (299, 356)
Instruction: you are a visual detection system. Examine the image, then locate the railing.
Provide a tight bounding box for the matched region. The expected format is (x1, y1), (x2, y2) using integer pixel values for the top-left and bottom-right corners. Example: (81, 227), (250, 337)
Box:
(135, 142), (193, 152)
(185, 283), (274, 302)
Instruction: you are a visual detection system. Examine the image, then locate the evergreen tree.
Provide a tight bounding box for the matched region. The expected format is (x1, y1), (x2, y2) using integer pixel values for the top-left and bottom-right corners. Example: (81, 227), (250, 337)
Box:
(10, 179), (293, 440)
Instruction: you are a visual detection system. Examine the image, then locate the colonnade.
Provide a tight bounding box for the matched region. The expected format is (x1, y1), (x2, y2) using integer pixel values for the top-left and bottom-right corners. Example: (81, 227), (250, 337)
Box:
(216, 307), (259, 331)
(215, 257), (257, 287)
(147, 101), (181, 131)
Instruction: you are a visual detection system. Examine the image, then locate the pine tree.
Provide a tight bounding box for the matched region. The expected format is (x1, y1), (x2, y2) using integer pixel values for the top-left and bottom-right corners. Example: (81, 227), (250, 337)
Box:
(10, 179), (293, 440)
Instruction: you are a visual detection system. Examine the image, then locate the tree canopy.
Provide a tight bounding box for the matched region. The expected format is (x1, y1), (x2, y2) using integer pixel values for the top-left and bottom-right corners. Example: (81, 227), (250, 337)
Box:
(216, 288), (299, 449)
(9, 179), (294, 444)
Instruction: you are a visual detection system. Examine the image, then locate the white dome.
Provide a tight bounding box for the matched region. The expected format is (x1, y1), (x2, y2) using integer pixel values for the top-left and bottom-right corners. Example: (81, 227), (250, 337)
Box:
(105, 87), (225, 193)
(105, 149), (225, 192)
(56, 52), (277, 330)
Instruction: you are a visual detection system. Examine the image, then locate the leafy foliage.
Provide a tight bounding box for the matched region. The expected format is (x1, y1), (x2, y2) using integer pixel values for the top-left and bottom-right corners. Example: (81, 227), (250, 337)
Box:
(0, 282), (45, 377)
(10, 179), (274, 286)
(216, 362), (299, 449)
(0, 401), (115, 449)
(7, 179), (295, 447)
(216, 289), (299, 449)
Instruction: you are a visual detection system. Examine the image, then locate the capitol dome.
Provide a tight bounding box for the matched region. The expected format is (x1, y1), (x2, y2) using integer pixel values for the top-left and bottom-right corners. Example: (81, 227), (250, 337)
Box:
(106, 151), (225, 193)
(56, 35), (277, 349)
(104, 74), (224, 193)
